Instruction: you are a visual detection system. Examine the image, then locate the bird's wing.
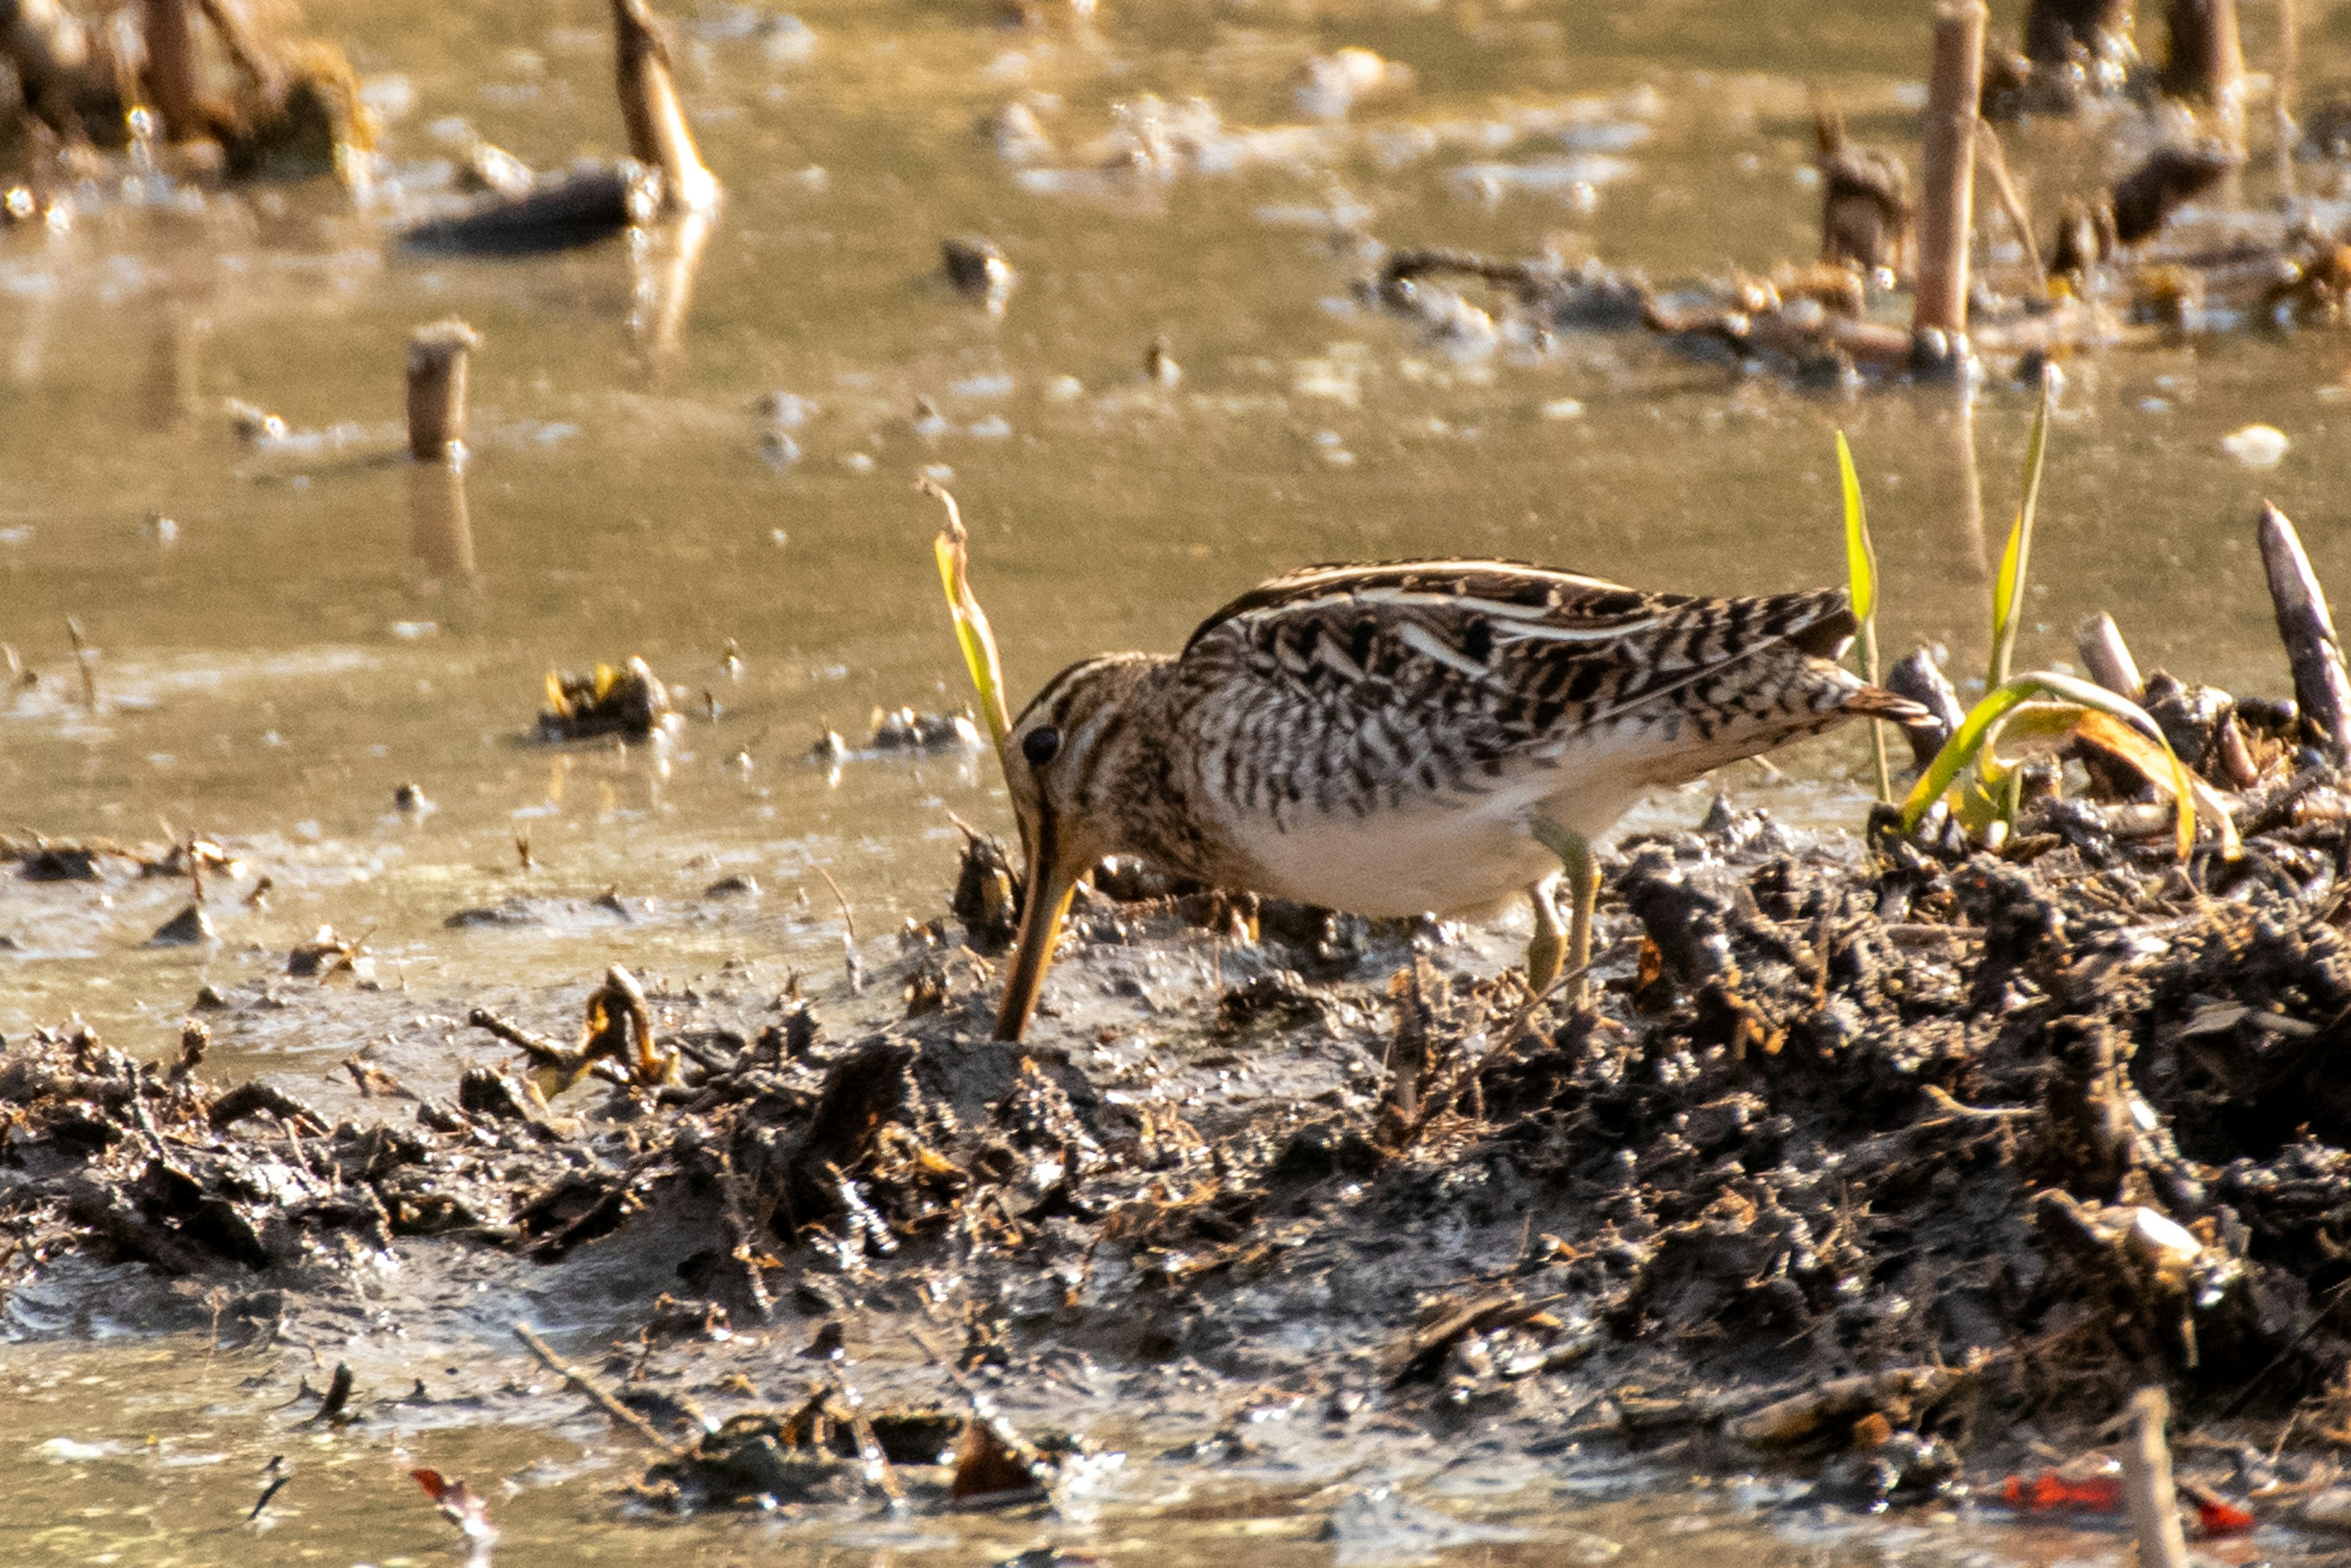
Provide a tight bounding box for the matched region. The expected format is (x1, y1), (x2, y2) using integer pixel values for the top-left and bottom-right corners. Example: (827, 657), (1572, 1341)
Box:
(1182, 559), (1857, 748)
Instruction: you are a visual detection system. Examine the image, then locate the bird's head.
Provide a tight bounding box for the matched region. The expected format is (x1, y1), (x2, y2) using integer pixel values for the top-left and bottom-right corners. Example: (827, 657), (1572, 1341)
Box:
(993, 653), (1161, 1041)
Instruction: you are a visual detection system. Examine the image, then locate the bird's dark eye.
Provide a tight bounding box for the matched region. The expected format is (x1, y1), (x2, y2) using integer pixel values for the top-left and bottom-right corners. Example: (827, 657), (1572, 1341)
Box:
(1022, 726), (1062, 768)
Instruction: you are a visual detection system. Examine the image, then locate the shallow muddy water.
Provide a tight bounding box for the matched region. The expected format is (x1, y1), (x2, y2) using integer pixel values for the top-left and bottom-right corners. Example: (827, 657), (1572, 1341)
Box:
(6, 0), (2351, 1559)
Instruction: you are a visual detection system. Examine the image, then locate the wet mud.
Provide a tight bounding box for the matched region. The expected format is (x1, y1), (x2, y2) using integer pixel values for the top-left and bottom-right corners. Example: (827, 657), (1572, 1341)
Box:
(13, 759), (2351, 1546)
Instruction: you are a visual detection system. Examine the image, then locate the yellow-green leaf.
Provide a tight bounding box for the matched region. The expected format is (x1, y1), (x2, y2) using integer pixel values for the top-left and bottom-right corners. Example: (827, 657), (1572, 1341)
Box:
(924, 481), (1012, 750)
(1837, 430), (1890, 802)
(1899, 670), (2202, 861)
(1837, 430), (1875, 624)
(1989, 366), (2054, 690)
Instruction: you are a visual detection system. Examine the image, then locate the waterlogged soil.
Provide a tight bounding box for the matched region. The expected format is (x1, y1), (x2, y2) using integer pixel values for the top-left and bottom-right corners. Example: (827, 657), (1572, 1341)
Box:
(9, 792), (2351, 1564)
(14, 0), (2351, 1559)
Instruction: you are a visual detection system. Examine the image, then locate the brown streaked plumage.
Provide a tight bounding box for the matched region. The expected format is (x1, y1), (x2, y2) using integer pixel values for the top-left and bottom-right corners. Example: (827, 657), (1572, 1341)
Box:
(992, 560), (1929, 1041)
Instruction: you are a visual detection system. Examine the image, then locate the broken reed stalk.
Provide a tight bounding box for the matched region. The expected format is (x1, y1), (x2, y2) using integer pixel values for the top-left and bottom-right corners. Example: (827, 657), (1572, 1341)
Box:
(2257, 500), (2351, 763)
(63, 614), (96, 710)
(1971, 118), (2043, 282)
(140, 0), (205, 143)
(2075, 612), (2144, 700)
(613, 0), (720, 217)
(406, 319), (482, 463)
(1913, 2), (1987, 342)
(2277, 0), (2300, 198)
(2169, 0), (2246, 153)
(512, 1322), (684, 1456)
(2121, 1388), (2191, 1568)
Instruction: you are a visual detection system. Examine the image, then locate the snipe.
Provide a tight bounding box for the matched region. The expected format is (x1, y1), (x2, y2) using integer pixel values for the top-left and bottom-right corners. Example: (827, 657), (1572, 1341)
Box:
(992, 560), (1926, 1041)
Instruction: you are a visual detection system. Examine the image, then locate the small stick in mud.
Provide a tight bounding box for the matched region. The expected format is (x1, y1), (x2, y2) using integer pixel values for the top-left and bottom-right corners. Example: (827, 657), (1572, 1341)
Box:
(1914, 2), (1987, 344)
(2121, 1387), (2191, 1568)
(514, 1322), (684, 1455)
(63, 613), (96, 710)
(613, 0), (719, 217)
(407, 320), (482, 463)
(2076, 612), (2144, 701)
(2258, 500), (2351, 762)
(812, 863), (858, 943)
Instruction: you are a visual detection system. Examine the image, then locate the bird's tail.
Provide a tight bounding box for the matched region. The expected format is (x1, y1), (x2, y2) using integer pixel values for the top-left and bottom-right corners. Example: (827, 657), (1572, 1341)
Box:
(1845, 684), (1937, 727)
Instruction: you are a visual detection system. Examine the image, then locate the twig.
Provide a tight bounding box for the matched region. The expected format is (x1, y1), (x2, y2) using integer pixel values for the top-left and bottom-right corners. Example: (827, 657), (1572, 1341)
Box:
(513, 1322), (683, 1455)
(1914, 2), (1988, 339)
(2257, 500), (2351, 762)
(812, 863), (858, 943)
(1973, 118), (2043, 282)
(64, 615), (97, 710)
(2121, 1387), (2191, 1568)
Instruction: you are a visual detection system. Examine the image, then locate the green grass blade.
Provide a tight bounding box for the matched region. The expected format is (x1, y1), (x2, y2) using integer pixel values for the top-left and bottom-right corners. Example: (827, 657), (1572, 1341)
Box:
(1988, 366), (2055, 690)
(1837, 431), (1876, 625)
(1836, 430), (1890, 802)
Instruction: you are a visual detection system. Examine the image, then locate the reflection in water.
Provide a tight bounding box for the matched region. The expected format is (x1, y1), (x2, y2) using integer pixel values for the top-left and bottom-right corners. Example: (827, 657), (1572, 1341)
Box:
(1941, 388), (1988, 582)
(410, 457), (475, 581)
(141, 304), (202, 432)
(631, 208), (714, 370)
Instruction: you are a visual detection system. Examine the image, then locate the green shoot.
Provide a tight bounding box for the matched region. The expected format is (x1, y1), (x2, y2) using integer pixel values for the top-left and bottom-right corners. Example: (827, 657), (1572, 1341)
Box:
(922, 479), (1012, 754)
(1897, 670), (2237, 862)
(1836, 430), (1890, 803)
(1988, 364), (2054, 691)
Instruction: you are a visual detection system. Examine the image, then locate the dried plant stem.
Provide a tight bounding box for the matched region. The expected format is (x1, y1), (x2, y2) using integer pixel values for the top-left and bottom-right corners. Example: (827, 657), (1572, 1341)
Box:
(513, 1322), (683, 1455)
(2076, 612), (2144, 700)
(407, 320), (482, 462)
(2277, 0), (2300, 198)
(2121, 1388), (2191, 1568)
(813, 863), (858, 943)
(2169, 0), (2246, 151)
(2257, 500), (2351, 762)
(64, 614), (96, 710)
(1972, 118), (2042, 281)
(1914, 2), (1987, 339)
(140, 0), (204, 142)
(614, 0), (720, 217)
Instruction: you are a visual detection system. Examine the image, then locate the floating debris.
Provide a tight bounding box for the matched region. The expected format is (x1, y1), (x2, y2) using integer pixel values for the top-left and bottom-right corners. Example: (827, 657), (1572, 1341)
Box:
(145, 903), (215, 946)
(2219, 422), (2287, 468)
(538, 658), (677, 741)
(941, 236), (1018, 315)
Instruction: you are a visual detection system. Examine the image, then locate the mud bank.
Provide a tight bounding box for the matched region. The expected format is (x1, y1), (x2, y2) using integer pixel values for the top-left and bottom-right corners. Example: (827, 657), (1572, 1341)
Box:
(10, 778), (2351, 1537)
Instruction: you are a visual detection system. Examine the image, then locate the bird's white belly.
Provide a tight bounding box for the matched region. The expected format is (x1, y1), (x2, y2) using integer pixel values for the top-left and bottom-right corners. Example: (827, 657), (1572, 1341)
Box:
(1215, 781), (1621, 917)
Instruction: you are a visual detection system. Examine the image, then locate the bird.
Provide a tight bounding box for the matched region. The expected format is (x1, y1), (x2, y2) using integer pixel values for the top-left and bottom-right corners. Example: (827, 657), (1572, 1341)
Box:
(989, 559), (1929, 1042)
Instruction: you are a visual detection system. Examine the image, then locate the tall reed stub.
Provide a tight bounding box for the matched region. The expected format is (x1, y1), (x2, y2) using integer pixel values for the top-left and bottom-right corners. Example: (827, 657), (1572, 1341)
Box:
(615, 0), (721, 217)
(2257, 500), (2351, 763)
(1913, 1), (1987, 347)
(2167, 0), (2246, 151)
(407, 320), (482, 463)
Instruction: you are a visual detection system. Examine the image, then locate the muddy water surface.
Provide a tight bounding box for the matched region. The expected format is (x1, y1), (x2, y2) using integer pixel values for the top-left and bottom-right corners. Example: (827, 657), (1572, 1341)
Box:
(3, 0), (2350, 1559)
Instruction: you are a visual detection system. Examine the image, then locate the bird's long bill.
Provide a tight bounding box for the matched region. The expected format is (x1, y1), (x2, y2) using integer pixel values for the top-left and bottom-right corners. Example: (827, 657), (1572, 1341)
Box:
(992, 805), (1079, 1042)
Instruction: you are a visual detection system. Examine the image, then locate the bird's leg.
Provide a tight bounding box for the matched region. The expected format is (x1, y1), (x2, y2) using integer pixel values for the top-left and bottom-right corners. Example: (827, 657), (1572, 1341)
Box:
(1524, 873), (1565, 997)
(1529, 819), (1600, 1006)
